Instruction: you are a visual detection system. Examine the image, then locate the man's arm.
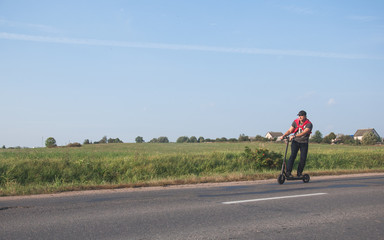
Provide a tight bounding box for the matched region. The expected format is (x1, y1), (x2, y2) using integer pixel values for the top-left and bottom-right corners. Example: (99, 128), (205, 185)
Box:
(281, 126), (295, 139)
(295, 128), (311, 138)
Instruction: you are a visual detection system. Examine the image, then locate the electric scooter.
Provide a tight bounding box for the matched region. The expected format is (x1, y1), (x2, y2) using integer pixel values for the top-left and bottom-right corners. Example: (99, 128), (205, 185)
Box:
(277, 136), (310, 184)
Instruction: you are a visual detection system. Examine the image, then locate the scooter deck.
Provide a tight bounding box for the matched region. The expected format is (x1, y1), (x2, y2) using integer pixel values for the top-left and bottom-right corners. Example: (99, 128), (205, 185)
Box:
(286, 176), (304, 180)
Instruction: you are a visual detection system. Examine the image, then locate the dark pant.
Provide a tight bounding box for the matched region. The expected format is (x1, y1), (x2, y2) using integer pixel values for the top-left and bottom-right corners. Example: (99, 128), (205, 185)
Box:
(287, 140), (308, 175)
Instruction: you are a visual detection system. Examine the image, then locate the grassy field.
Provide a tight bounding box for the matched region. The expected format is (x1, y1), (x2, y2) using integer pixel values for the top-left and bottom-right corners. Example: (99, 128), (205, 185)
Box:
(1, 142), (384, 196)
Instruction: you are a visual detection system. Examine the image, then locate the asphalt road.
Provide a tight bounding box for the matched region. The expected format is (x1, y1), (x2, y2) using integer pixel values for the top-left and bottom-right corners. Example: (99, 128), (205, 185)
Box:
(1, 173), (384, 240)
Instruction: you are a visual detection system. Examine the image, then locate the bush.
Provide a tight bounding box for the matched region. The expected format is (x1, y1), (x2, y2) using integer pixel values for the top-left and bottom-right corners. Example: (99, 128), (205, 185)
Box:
(67, 142), (82, 147)
(45, 137), (57, 148)
(338, 135), (358, 145)
(242, 146), (282, 169)
(362, 132), (380, 145)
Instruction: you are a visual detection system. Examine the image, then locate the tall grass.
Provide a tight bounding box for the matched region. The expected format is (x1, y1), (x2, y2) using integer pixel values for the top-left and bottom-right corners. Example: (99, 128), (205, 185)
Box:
(1, 142), (383, 196)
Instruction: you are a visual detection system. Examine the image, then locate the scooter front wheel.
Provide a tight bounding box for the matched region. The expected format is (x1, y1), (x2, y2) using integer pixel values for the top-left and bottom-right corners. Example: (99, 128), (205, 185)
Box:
(277, 174), (285, 184)
(303, 174), (310, 183)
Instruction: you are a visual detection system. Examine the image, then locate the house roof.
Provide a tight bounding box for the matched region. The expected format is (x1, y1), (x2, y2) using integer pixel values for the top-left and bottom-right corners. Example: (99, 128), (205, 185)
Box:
(353, 128), (376, 137)
(266, 132), (283, 137)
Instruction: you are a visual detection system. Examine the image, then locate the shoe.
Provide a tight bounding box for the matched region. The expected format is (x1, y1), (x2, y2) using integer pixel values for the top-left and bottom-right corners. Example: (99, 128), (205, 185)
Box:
(297, 173), (303, 178)
(285, 172), (293, 178)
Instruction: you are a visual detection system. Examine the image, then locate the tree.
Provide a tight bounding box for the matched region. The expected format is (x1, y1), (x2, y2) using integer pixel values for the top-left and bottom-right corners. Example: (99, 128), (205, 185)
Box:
(149, 138), (158, 143)
(322, 132), (336, 144)
(253, 135), (267, 142)
(97, 136), (108, 144)
(238, 134), (250, 142)
(338, 135), (357, 145)
(362, 132), (380, 145)
(45, 137), (57, 148)
(177, 136), (190, 143)
(311, 130), (323, 143)
(83, 139), (91, 145)
(198, 136), (205, 143)
(189, 136), (198, 143)
(217, 137), (228, 142)
(2, 145), (5, 149)
(135, 136), (145, 143)
(158, 136), (169, 143)
(108, 138), (123, 143)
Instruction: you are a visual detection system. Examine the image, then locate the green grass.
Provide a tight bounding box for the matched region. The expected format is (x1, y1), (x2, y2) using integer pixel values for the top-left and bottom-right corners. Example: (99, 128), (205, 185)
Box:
(1, 142), (384, 196)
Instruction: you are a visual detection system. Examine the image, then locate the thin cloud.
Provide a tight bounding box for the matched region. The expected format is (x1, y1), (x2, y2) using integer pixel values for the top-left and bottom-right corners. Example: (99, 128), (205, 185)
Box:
(283, 5), (313, 15)
(348, 15), (379, 23)
(297, 91), (317, 100)
(0, 19), (60, 33)
(0, 32), (382, 60)
(328, 98), (336, 105)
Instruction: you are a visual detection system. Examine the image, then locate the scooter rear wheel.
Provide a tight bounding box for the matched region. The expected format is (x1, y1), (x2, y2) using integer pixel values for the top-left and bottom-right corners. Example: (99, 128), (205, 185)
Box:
(302, 174), (310, 183)
(277, 174), (285, 184)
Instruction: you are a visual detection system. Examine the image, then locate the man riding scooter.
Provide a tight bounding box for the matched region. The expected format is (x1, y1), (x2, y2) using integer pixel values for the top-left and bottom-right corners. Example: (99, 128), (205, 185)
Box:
(281, 110), (313, 178)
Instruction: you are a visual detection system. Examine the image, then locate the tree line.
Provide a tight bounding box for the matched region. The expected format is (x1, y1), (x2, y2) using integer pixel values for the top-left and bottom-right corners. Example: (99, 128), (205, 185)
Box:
(44, 131), (380, 148)
(310, 130), (382, 145)
(43, 136), (123, 148)
(3, 131), (381, 149)
(41, 134), (266, 148)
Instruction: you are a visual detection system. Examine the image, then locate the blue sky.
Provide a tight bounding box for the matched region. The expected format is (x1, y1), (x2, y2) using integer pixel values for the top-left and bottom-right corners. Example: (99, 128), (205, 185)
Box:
(1, 0), (383, 147)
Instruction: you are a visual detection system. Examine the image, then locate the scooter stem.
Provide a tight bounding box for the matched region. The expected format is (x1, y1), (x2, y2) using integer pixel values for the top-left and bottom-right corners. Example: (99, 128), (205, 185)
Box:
(282, 137), (290, 174)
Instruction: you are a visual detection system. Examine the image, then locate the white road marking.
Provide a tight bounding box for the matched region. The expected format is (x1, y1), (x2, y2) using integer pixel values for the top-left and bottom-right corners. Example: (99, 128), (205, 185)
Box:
(222, 193), (328, 205)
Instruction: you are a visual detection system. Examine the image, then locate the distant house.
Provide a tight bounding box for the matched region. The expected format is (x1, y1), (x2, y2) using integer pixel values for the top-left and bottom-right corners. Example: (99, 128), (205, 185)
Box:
(353, 128), (381, 141)
(265, 132), (283, 141)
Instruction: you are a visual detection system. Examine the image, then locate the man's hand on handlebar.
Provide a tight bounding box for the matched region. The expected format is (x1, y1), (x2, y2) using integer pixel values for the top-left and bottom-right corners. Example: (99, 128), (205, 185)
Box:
(281, 135), (295, 141)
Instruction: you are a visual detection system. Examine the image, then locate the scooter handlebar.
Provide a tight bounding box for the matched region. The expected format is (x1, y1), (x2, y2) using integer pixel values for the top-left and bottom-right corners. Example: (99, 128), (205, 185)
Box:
(282, 135), (294, 141)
